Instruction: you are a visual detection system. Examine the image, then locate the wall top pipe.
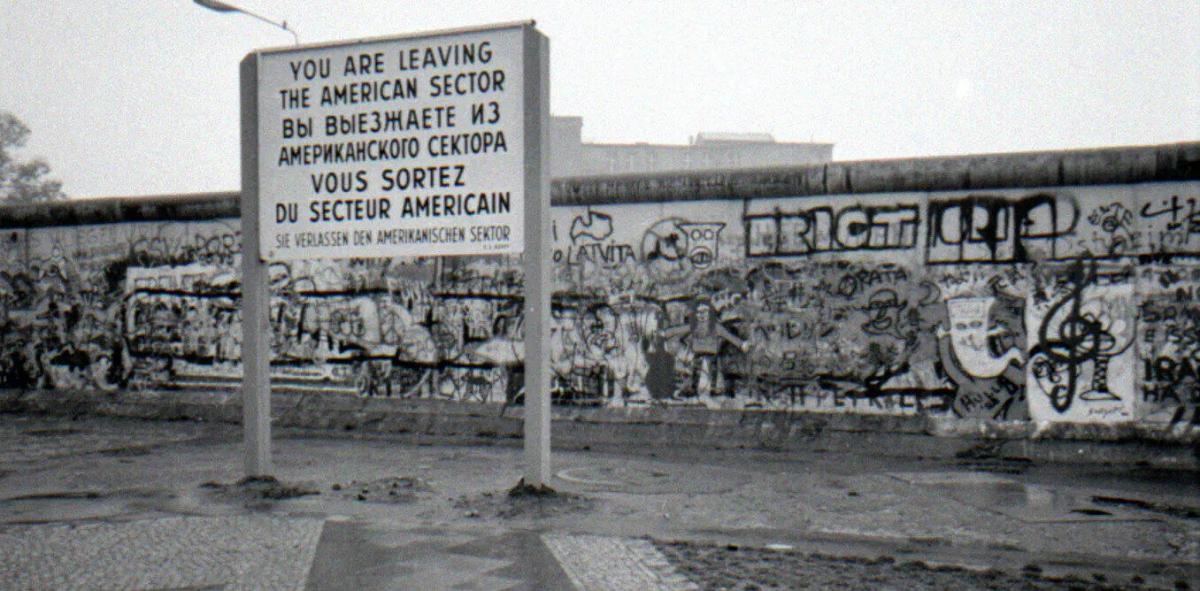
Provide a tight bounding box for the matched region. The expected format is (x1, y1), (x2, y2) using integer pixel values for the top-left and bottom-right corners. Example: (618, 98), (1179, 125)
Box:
(2, 142), (1198, 229)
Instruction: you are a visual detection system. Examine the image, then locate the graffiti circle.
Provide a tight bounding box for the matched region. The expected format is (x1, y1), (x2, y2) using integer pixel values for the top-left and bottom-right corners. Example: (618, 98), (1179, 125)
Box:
(640, 219), (690, 282)
(641, 219), (688, 262)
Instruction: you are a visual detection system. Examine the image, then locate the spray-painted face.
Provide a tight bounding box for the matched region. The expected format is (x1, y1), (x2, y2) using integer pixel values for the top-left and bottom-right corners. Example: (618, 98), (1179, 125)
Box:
(678, 222), (724, 270)
(945, 296), (1023, 378)
(948, 297), (990, 351)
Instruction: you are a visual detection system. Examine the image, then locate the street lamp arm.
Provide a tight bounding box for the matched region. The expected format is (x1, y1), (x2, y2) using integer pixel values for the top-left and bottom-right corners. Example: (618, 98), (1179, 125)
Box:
(236, 10), (299, 45)
(194, 0), (299, 45)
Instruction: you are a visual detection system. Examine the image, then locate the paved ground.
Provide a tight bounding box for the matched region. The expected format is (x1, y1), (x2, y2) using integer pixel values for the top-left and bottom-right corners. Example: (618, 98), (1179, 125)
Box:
(0, 413), (1196, 590)
(1, 516), (322, 590)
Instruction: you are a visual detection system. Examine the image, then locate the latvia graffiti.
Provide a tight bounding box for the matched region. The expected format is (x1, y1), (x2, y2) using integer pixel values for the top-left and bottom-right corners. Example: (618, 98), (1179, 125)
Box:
(0, 181), (1196, 429)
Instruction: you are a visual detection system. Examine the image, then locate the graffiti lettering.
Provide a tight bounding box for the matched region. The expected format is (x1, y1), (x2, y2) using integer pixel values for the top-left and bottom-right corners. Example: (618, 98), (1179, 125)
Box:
(745, 204), (918, 257)
(1141, 195), (1200, 233)
(926, 194), (1078, 264)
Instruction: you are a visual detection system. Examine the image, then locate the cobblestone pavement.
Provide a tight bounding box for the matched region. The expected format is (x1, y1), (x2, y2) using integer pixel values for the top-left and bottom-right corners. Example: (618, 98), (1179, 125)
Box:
(0, 515), (323, 590)
(544, 534), (699, 591)
(653, 540), (1196, 591)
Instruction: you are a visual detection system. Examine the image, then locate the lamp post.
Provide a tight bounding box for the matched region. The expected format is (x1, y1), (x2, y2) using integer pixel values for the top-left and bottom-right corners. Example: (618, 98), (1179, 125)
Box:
(194, 0), (299, 45)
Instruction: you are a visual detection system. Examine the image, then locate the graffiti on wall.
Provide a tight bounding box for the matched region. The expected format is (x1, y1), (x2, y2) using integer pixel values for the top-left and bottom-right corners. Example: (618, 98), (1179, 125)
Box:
(1140, 194), (1200, 256)
(1138, 265), (1200, 430)
(0, 220), (529, 404)
(0, 182), (1197, 427)
(745, 202), (919, 257)
(549, 196), (1031, 419)
(0, 224), (131, 393)
(1026, 263), (1137, 422)
(925, 193), (1078, 264)
(929, 266), (1029, 420)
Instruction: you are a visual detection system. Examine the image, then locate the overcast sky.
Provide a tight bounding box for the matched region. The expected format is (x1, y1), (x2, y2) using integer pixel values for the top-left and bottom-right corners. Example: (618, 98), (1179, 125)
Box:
(2, 1), (1197, 198)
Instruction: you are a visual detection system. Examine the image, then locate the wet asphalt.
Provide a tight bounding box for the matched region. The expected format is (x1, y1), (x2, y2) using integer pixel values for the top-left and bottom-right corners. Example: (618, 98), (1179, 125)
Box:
(0, 414), (1195, 589)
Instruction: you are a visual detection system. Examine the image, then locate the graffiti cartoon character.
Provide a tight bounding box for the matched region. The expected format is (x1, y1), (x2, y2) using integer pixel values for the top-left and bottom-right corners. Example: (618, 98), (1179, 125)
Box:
(936, 295), (1027, 420)
(662, 298), (749, 406)
(942, 297), (1024, 379)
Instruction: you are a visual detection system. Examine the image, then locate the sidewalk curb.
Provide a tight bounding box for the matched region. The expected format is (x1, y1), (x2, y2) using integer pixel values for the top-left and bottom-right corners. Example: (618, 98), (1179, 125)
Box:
(649, 528), (1200, 590)
(1, 388), (1196, 469)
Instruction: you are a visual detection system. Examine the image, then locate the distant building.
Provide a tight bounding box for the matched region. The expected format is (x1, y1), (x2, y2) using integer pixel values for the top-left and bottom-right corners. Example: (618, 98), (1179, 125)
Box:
(550, 115), (833, 178)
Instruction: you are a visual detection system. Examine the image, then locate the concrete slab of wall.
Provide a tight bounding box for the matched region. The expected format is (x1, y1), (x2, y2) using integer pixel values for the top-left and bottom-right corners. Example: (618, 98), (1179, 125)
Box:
(1, 143), (1198, 447)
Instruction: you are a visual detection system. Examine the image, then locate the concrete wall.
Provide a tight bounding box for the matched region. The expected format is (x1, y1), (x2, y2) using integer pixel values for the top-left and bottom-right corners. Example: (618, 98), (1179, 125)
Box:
(2, 143), (1198, 441)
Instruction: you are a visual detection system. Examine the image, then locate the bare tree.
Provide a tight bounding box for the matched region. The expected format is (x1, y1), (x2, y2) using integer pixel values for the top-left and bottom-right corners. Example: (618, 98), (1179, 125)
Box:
(0, 112), (65, 203)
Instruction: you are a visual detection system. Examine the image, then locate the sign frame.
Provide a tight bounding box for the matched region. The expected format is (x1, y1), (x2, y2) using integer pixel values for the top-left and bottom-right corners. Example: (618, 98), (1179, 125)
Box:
(253, 21), (535, 262)
(239, 21), (551, 484)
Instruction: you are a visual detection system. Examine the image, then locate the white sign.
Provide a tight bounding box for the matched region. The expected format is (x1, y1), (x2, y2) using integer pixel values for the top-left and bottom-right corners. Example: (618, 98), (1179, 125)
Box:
(256, 25), (526, 260)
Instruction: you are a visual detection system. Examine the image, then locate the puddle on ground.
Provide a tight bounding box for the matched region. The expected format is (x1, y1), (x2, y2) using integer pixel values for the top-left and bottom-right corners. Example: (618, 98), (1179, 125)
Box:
(0, 487), (240, 524)
(889, 471), (1159, 524)
(554, 464), (733, 495)
(21, 428), (84, 438)
(1, 497), (126, 523)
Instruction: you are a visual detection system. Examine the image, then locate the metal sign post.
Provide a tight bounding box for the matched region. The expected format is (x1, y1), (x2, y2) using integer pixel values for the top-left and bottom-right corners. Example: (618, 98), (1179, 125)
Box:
(240, 54), (272, 477)
(520, 27), (551, 486)
(239, 22), (549, 481)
